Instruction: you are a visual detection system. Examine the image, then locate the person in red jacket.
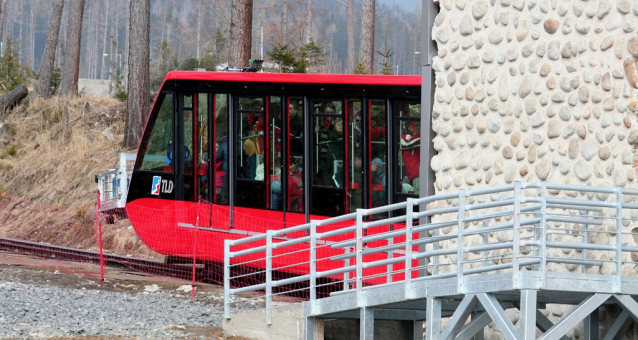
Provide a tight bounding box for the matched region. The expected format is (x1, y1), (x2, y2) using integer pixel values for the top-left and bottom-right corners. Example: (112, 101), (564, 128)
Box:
(288, 158), (304, 213)
(400, 122), (420, 195)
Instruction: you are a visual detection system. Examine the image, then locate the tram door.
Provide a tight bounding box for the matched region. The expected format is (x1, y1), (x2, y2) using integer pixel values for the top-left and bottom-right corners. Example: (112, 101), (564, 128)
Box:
(234, 96), (285, 211)
(311, 99), (347, 217)
(176, 93), (209, 202)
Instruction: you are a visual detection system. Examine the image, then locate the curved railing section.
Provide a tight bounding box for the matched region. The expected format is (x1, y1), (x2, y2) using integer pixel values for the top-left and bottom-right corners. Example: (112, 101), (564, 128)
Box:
(224, 182), (638, 323)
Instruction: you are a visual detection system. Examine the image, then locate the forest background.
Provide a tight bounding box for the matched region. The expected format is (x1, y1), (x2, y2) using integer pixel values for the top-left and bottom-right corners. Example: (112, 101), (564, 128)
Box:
(0, 0), (423, 91)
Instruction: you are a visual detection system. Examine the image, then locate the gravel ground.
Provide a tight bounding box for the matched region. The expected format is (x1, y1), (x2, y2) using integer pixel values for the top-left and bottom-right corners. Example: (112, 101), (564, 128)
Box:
(0, 258), (262, 340)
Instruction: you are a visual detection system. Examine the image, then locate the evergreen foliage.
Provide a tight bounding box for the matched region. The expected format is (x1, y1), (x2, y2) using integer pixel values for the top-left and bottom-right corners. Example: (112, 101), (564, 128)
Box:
(267, 39), (326, 73)
(0, 37), (34, 92)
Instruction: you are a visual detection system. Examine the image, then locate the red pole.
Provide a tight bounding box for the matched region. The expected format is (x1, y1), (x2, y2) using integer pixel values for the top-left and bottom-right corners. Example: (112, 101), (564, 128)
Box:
(96, 190), (105, 286)
(191, 199), (202, 299)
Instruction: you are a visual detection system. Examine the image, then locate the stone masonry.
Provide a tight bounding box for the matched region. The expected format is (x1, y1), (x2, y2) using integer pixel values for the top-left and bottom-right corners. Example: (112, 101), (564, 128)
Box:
(430, 0), (638, 338)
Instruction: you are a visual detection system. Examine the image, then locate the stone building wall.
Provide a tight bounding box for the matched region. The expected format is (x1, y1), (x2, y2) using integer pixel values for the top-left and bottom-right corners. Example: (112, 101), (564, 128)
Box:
(429, 0), (638, 338)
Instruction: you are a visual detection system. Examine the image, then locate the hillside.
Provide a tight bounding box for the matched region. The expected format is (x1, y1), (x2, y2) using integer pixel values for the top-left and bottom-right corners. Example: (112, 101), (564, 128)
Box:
(0, 94), (163, 260)
(0, 95), (131, 207)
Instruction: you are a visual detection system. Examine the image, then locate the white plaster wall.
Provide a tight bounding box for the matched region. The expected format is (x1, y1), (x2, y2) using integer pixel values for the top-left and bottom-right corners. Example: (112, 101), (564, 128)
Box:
(430, 0), (638, 337)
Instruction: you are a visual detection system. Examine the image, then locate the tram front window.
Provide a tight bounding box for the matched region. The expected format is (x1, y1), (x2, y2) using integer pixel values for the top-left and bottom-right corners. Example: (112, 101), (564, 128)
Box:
(395, 102), (421, 203)
(137, 92), (174, 172)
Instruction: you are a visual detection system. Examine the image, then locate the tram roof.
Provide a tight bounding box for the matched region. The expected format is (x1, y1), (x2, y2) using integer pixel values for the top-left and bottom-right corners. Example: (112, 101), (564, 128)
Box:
(164, 71), (422, 87)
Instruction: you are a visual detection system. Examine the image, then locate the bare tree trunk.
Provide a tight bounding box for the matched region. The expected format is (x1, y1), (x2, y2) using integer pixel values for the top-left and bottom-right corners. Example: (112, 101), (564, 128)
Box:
(123, 0), (150, 149)
(59, 0), (85, 96)
(101, 0), (110, 79)
(229, 0), (253, 69)
(28, 0), (35, 65)
(347, 0), (355, 73)
(36, 0), (65, 98)
(305, 0), (312, 44)
(359, 0), (375, 73)
(281, 0), (287, 43)
(196, 0), (202, 60)
(0, 85), (29, 113)
(0, 0), (6, 49)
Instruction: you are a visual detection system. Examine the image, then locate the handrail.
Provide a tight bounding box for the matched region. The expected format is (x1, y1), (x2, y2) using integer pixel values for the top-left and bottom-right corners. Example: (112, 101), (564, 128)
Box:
(224, 182), (638, 322)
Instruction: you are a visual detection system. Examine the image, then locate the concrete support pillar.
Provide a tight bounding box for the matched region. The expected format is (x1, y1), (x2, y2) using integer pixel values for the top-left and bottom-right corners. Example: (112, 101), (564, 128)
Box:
(360, 307), (374, 340)
(306, 317), (324, 340)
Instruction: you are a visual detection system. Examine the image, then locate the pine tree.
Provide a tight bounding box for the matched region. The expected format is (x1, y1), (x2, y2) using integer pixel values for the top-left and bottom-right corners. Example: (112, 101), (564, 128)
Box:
(0, 37), (34, 91)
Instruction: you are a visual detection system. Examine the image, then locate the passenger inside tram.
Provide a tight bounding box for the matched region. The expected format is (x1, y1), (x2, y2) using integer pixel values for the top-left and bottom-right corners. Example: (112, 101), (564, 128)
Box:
(400, 121), (421, 195)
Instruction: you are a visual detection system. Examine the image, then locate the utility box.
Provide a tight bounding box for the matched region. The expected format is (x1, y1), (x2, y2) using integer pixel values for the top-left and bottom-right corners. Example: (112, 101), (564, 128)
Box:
(95, 153), (136, 212)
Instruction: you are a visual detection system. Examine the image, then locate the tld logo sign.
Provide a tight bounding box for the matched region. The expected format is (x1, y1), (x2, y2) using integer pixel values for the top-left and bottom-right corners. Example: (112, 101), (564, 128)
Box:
(151, 176), (173, 195)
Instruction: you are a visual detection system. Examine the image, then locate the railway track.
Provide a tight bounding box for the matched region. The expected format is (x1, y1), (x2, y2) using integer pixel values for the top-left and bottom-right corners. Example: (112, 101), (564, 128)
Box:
(0, 237), (218, 282)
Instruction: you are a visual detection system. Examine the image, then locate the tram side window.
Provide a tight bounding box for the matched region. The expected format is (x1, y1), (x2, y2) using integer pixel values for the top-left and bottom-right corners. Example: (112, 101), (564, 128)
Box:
(396, 103), (421, 196)
(237, 97), (265, 180)
(313, 100), (343, 187)
(214, 94), (229, 205)
(138, 93), (174, 171)
(369, 99), (387, 209)
(287, 97), (304, 213)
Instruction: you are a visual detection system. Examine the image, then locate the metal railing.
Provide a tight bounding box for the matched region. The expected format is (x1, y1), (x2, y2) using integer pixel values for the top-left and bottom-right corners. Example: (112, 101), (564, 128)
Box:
(224, 182), (638, 323)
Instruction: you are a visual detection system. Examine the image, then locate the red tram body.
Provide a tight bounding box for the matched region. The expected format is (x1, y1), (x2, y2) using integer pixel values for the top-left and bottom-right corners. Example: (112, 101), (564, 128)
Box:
(126, 71), (422, 280)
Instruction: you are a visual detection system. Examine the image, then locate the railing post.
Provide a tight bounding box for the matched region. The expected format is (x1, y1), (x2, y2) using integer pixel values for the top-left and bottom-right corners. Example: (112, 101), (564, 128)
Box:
(224, 240), (231, 319)
(356, 209), (364, 307)
(310, 220), (317, 315)
(266, 230), (273, 324)
(343, 246), (351, 291)
(581, 209), (589, 274)
(457, 190), (466, 293)
(512, 182), (521, 289)
(404, 198), (414, 300)
(540, 182), (547, 289)
(482, 219), (489, 274)
(615, 187), (623, 293)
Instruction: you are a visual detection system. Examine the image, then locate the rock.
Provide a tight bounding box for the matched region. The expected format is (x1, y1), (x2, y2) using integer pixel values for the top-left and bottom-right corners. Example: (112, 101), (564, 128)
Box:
(447, 73), (457, 86)
(465, 87), (475, 100)
(577, 125), (587, 139)
(618, 0), (631, 14)
(568, 139), (580, 159)
(536, 42), (548, 57)
(602, 72), (611, 91)
(454, 151), (471, 170)
(603, 97), (615, 111)
(581, 140), (598, 160)
(517, 18), (531, 41)
(562, 16), (574, 35)
(467, 54), (481, 68)
(460, 15), (473, 35)
(519, 76), (532, 98)
(520, 165), (529, 177)
(473, 1), (489, 19)
(628, 37), (638, 58)
(597, 0), (612, 19)
(489, 29), (505, 45)
(547, 120), (562, 138)
(574, 161), (592, 181)
(535, 159), (551, 180)
(548, 40), (561, 60)
(605, 13), (622, 31)
(453, 54), (467, 71)
(624, 58), (638, 89)
(531, 112), (546, 127)
(559, 107), (572, 121)
(499, 73), (509, 101)
(540, 63), (551, 76)
(625, 116), (632, 128)
(482, 49), (496, 63)
(600, 36), (615, 51)
(559, 76), (571, 92)
(561, 42), (572, 58)
(547, 76), (557, 90)
(575, 19), (590, 34)
(599, 146), (611, 160)
(511, 131), (521, 146)
(525, 98), (537, 114)
(436, 27), (450, 44)
(578, 86), (589, 103)
(456, 0), (467, 10)
(544, 19), (560, 34)
(502, 146), (513, 159)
